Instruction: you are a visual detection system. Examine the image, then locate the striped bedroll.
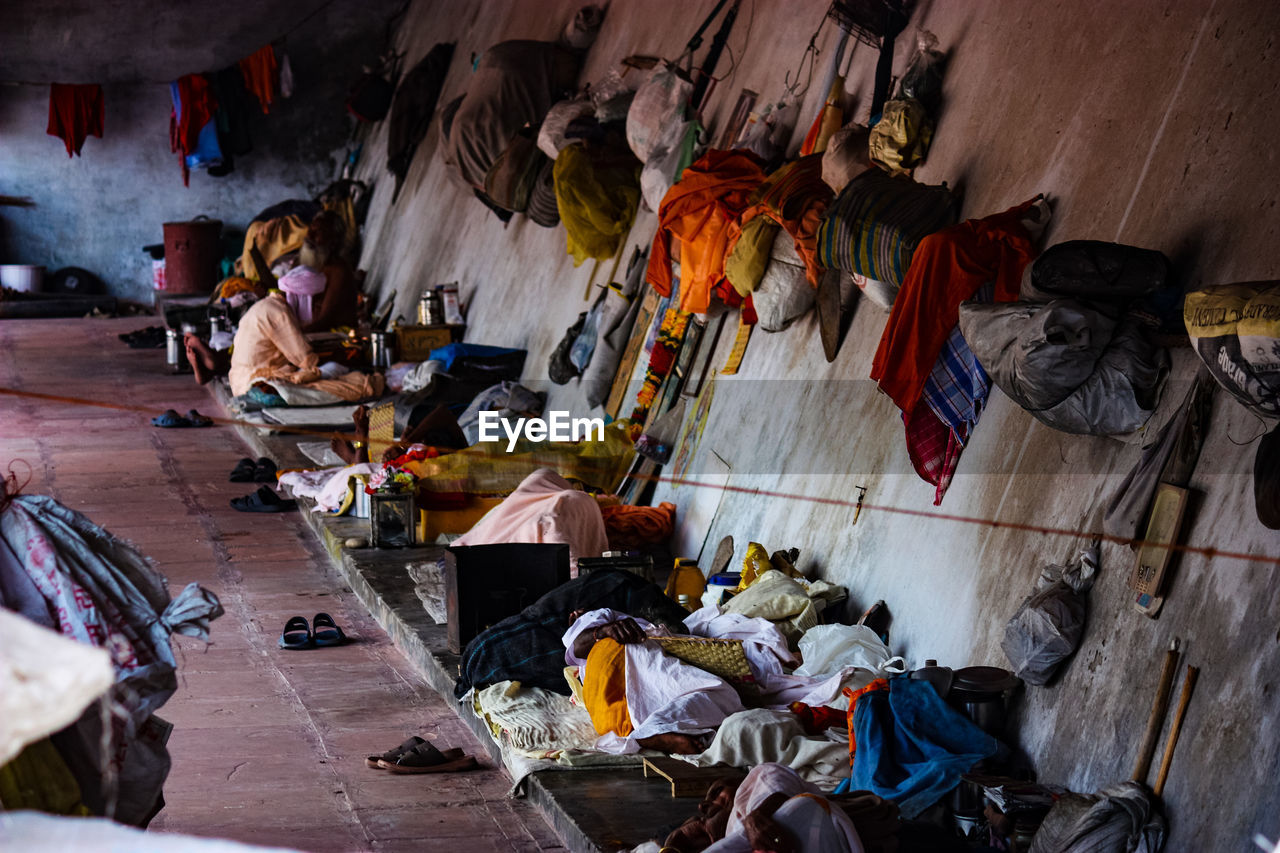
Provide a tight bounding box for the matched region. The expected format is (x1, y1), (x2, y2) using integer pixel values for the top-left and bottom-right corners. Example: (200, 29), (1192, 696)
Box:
(816, 168), (958, 286)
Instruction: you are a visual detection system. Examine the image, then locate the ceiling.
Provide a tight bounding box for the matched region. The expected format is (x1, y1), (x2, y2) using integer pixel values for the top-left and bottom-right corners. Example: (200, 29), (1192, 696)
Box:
(0, 0), (397, 84)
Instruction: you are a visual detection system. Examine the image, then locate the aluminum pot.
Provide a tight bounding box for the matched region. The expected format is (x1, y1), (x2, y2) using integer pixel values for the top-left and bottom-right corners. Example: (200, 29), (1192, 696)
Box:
(417, 291), (445, 326)
(369, 330), (396, 369)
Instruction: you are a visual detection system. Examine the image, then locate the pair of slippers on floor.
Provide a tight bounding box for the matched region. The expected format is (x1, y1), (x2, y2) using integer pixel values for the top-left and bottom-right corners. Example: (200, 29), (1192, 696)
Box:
(279, 613), (347, 650)
(152, 408), (214, 428)
(365, 736), (478, 774)
(230, 457), (277, 483)
(230, 485), (296, 513)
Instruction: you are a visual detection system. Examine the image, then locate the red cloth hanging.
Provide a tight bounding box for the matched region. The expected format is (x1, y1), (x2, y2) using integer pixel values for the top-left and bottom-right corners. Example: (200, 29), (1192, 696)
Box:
(869, 200), (1038, 414)
(47, 83), (104, 157)
(238, 45), (278, 114)
(170, 74), (218, 186)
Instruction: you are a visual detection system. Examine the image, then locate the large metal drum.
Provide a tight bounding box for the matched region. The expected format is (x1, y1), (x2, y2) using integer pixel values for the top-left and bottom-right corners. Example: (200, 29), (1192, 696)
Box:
(162, 217), (222, 294)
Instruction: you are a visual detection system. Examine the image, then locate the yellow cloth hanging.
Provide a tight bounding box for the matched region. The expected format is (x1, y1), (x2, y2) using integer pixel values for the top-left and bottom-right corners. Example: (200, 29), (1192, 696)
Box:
(553, 143), (641, 266)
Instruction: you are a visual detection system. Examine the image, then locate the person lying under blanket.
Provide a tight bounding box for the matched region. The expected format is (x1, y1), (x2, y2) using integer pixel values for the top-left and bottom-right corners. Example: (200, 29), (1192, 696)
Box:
(564, 609), (747, 755)
(654, 762), (900, 853)
(455, 569), (690, 699)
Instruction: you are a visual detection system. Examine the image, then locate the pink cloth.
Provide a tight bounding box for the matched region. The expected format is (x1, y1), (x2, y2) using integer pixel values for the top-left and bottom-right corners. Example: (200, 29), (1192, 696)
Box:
(277, 265), (327, 327)
(453, 469), (608, 574)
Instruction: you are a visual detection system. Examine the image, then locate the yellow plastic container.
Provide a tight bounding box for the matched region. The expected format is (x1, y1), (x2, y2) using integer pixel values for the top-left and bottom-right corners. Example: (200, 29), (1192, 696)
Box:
(665, 558), (706, 609)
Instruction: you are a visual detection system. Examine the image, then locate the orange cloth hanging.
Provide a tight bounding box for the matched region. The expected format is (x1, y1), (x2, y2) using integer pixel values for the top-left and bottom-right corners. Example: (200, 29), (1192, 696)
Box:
(582, 638), (633, 736)
(47, 84), (104, 157)
(647, 149), (767, 315)
(239, 45), (278, 114)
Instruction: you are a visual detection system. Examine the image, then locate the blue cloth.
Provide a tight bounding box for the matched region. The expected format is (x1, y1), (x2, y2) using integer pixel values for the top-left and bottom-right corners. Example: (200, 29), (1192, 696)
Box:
(427, 342), (524, 369)
(169, 82), (224, 170)
(922, 282), (995, 444)
(835, 676), (1005, 818)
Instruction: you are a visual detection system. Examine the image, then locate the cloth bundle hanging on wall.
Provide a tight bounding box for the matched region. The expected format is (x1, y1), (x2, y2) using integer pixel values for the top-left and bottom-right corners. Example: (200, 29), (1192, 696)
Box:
(387, 42), (456, 199)
(647, 149), (767, 315)
(46, 83), (104, 157)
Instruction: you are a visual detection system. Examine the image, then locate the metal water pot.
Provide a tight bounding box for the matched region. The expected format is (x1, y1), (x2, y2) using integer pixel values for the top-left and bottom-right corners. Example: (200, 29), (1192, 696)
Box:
(417, 291), (445, 325)
(369, 330), (395, 369)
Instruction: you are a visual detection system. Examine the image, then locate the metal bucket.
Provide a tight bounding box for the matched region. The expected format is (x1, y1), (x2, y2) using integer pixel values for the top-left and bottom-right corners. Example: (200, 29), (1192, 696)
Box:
(162, 217), (222, 294)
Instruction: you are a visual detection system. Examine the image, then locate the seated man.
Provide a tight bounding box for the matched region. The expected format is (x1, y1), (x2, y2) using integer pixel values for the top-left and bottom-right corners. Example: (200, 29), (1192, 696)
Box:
(227, 288), (383, 404)
(564, 609), (745, 755)
(292, 210), (361, 334)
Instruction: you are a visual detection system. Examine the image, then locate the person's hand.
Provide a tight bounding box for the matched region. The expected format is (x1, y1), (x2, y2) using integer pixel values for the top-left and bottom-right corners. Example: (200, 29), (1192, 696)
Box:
(597, 618), (646, 644)
(743, 812), (796, 853)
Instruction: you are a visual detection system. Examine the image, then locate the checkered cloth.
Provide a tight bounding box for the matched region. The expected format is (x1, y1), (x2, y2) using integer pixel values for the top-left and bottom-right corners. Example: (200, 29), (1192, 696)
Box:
(906, 284), (996, 504)
(922, 325), (989, 442)
(904, 402), (962, 506)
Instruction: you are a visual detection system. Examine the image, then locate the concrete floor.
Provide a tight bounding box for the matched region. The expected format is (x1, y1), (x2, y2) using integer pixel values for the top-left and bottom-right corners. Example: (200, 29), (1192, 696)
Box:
(349, 0), (1280, 848)
(0, 317), (564, 853)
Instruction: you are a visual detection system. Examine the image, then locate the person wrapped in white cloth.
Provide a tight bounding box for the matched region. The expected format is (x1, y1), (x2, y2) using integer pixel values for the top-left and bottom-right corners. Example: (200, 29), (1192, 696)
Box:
(563, 608), (745, 755)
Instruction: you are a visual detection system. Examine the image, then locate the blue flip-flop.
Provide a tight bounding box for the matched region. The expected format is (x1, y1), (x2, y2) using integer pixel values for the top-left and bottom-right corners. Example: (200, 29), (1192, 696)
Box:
(151, 409), (190, 428)
(186, 409), (214, 428)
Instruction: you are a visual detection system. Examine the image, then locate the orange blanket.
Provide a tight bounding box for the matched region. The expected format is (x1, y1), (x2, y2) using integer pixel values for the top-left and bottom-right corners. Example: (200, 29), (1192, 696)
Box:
(583, 638), (632, 736)
(870, 200), (1037, 412)
(647, 149), (766, 314)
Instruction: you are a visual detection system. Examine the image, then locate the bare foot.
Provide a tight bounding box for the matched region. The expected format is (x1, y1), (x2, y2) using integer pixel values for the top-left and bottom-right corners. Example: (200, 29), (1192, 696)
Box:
(329, 437), (363, 465)
(184, 333), (218, 385)
(637, 732), (705, 755)
(330, 405), (370, 464)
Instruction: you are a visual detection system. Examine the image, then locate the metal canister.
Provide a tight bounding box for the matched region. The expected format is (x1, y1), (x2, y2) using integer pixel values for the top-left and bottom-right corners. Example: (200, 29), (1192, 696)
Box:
(165, 328), (190, 372)
(369, 330), (396, 369)
(417, 291), (445, 326)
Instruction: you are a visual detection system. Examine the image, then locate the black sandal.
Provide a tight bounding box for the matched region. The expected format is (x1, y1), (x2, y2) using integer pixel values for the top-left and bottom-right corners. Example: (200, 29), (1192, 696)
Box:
(229, 458), (257, 482)
(230, 486), (297, 513)
(312, 612), (347, 647)
(252, 457), (278, 483)
(279, 616), (313, 650)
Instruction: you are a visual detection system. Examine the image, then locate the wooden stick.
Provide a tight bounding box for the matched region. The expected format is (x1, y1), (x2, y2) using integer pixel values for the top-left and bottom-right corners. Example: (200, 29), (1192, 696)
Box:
(1133, 638), (1180, 782)
(1153, 665), (1199, 797)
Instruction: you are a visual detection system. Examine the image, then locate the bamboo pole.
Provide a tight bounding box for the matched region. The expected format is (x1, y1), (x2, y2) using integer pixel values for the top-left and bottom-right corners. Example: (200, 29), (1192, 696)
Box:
(1133, 638), (1180, 782)
(1153, 665), (1199, 797)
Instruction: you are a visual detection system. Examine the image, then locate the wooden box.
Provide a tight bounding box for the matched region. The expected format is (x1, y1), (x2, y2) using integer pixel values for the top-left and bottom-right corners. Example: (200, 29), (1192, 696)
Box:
(395, 323), (465, 362)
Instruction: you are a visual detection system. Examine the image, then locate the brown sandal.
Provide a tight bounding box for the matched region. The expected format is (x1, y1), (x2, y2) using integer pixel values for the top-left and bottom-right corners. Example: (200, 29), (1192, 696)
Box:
(366, 736), (465, 769)
(379, 740), (478, 774)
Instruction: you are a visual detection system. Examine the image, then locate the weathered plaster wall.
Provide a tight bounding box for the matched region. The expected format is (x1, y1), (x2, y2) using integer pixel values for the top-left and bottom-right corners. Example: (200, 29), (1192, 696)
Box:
(354, 0), (1280, 847)
(0, 0), (399, 303)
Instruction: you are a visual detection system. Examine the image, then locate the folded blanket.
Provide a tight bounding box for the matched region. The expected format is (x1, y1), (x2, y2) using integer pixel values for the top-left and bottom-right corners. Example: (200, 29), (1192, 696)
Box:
(475, 680), (598, 753)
